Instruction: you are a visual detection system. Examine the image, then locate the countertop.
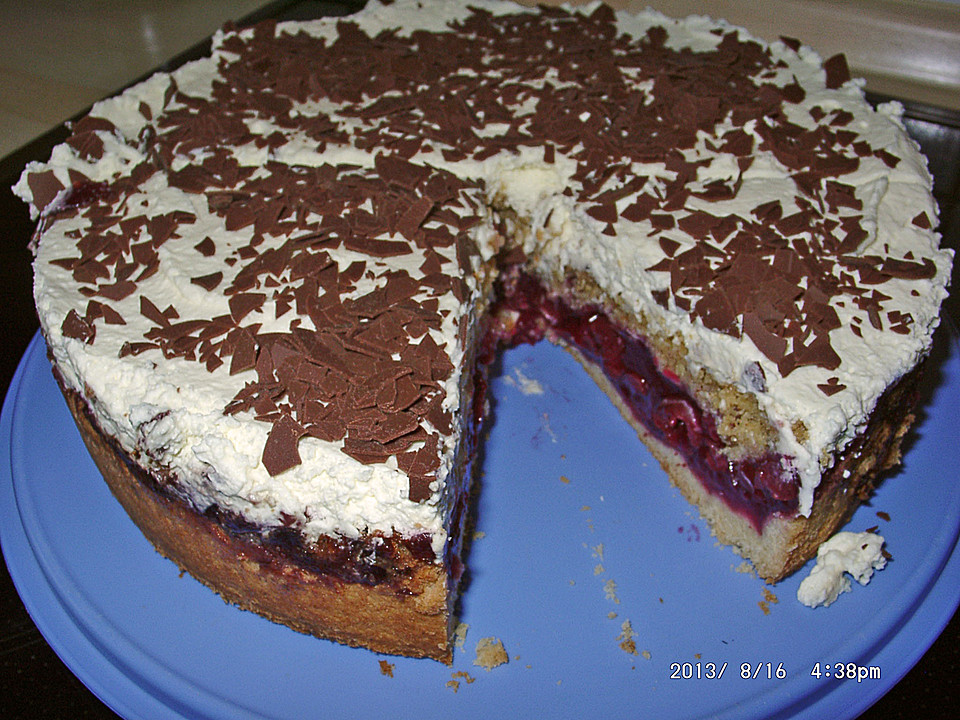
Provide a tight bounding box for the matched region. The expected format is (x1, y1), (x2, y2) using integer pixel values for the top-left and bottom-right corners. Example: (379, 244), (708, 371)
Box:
(0, 2), (957, 718)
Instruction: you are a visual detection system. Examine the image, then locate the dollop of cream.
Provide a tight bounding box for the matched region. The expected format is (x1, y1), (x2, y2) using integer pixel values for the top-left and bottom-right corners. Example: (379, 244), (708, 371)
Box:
(797, 531), (887, 608)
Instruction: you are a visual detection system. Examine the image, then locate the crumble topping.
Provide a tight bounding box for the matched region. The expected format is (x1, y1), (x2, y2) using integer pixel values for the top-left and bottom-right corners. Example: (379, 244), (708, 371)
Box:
(473, 637), (509, 670)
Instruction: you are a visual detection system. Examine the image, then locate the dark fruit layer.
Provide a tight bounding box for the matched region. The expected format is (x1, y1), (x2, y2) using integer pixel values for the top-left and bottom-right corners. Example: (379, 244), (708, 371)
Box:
(491, 270), (799, 532)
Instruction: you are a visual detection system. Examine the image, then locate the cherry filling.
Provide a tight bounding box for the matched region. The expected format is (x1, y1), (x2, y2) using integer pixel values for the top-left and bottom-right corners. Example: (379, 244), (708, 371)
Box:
(201, 504), (437, 588)
(489, 270), (799, 532)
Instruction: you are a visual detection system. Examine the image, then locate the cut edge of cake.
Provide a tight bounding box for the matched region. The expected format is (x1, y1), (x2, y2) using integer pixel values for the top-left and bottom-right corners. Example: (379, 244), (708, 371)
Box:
(556, 329), (923, 582)
(489, 260), (929, 582)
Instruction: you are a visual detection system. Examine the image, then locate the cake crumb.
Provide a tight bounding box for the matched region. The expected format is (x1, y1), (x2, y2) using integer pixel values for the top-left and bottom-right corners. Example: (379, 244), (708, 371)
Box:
(603, 579), (620, 604)
(537, 412), (558, 443)
(453, 622), (469, 649)
(593, 563), (604, 575)
(560, 474), (570, 484)
(592, 543), (604, 561)
(734, 561), (755, 575)
(446, 670), (476, 693)
(758, 587), (776, 614)
(472, 530), (485, 540)
(474, 637), (509, 670)
(617, 620), (639, 656)
(642, 649), (652, 660)
(378, 660), (395, 677)
(607, 611), (618, 619)
(506, 366), (544, 395)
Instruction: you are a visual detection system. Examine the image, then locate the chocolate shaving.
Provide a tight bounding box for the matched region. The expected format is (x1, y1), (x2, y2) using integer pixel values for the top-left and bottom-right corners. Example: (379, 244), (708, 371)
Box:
(229, 293), (266, 322)
(61, 309), (96, 343)
(817, 377), (847, 396)
(194, 237), (216, 256)
(27, 171), (65, 214)
(780, 36), (802, 52)
(262, 414), (306, 476)
(823, 54), (851, 89)
(191, 271), (223, 291)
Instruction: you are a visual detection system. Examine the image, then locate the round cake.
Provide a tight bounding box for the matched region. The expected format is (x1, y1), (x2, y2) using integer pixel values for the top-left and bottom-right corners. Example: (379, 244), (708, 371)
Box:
(14, 0), (953, 662)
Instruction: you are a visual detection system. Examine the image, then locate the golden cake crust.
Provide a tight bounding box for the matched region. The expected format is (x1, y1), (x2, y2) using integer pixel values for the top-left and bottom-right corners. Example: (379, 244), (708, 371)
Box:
(59, 379), (453, 662)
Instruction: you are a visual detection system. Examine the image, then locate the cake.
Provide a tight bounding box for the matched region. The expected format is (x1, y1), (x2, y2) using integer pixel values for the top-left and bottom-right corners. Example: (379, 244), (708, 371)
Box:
(14, 0), (953, 662)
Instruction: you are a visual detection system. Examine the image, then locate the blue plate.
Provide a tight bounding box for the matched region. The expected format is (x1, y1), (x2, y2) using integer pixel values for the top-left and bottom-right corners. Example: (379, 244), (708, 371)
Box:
(2, 329), (959, 720)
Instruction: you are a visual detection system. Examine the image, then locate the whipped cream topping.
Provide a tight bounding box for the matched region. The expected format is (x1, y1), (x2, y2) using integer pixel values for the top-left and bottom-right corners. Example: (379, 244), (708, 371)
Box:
(16, 0), (952, 556)
(797, 531), (887, 608)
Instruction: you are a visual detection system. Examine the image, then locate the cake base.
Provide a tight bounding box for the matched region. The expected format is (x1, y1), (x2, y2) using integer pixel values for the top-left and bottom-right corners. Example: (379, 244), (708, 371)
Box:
(562, 341), (920, 581)
(59, 381), (454, 663)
